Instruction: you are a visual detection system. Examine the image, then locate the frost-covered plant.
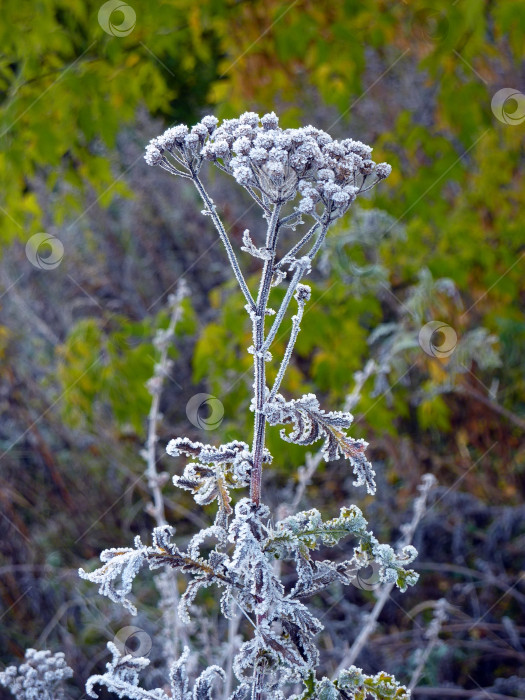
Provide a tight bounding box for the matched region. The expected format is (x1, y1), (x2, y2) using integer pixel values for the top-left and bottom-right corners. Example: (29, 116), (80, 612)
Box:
(0, 649), (73, 699)
(77, 111), (417, 699)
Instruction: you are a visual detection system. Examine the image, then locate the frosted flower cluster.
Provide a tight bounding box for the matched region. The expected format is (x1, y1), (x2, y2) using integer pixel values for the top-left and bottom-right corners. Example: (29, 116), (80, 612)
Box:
(145, 111), (391, 218)
(0, 649), (73, 700)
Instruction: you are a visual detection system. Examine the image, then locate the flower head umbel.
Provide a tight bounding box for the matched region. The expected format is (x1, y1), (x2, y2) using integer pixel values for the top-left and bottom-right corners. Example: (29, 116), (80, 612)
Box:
(145, 111), (390, 221)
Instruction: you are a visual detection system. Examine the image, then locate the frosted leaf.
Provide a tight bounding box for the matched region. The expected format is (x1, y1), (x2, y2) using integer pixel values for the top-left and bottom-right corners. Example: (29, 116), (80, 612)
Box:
(265, 393), (376, 493)
(335, 666), (410, 699)
(233, 625), (306, 685)
(178, 577), (214, 625)
(188, 526), (227, 560)
(169, 646), (191, 700)
(268, 505), (367, 563)
(240, 229), (272, 260)
(86, 642), (168, 699)
(317, 678), (339, 700)
(228, 497), (270, 544)
(220, 587), (237, 619)
(80, 525), (234, 618)
(292, 559), (355, 598)
(193, 666), (225, 700)
(227, 683), (251, 700)
(79, 539), (147, 615)
(0, 648), (73, 700)
(167, 438), (254, 525)
(372, 542), (419, 591)
(232, 638), (259, 682)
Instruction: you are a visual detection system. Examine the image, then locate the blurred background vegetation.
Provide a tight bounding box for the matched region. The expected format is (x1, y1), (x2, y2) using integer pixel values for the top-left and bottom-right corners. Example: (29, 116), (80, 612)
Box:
(0, 0), (524, 697)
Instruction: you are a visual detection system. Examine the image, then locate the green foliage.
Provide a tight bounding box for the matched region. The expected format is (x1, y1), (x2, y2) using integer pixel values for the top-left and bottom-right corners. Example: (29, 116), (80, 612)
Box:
(0, 0), (224, 244)
(56, 299), (194, 435)
(294, 666), (410, 699)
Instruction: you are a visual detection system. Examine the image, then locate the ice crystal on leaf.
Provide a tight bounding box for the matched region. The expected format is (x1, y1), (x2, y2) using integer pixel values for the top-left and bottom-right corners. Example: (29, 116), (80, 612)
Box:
(78, 537), (147, 615)
(166, 438), (266, 526)
(79, 525), (235, 622)
(86, 642), (229, 700)
(265, 393), (376, 493)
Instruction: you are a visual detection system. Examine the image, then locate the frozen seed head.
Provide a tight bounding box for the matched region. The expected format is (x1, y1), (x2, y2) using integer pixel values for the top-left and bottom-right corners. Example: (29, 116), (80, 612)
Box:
(144, 111), (392, 211)
(376, 162), (393, 179)
(233, 136), (252, 155)
(201, 115), (219, 133)
(261, 111), (279, 130)
(233, 166), (255, 186)
(144, 143), (163, 166)
(360, 159), (376, 175)
(295, 283), (311, 302)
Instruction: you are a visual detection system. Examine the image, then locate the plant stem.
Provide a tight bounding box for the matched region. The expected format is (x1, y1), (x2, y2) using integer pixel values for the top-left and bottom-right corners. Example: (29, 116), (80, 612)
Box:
(249, 203), (282, 700)
(269, 293), (306, 401)
(250, 203), (281, 506)
(192, 173), (256, 312)
(144, 282), (189, 662)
